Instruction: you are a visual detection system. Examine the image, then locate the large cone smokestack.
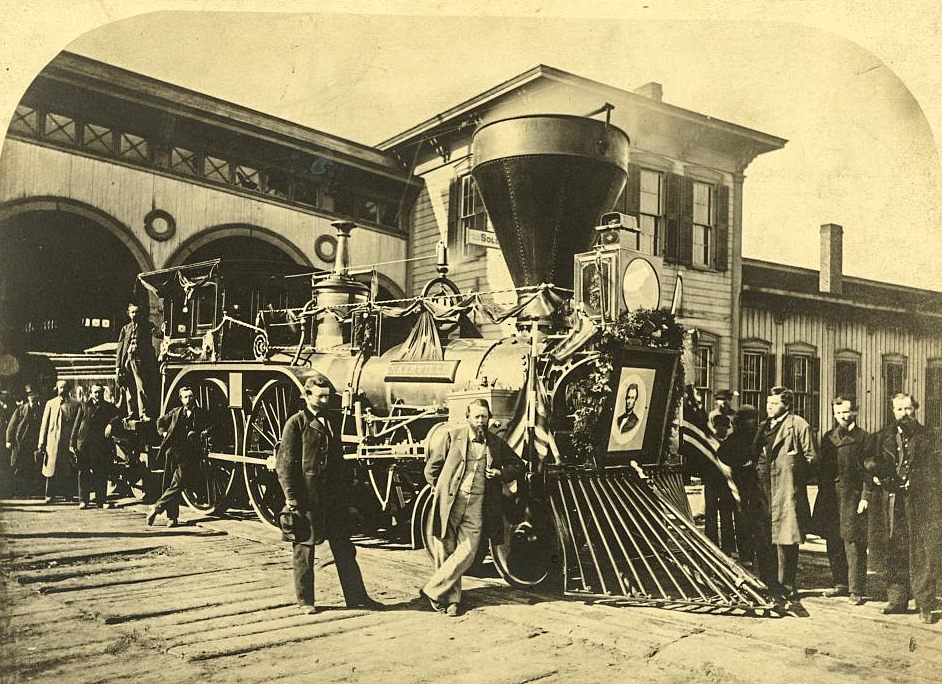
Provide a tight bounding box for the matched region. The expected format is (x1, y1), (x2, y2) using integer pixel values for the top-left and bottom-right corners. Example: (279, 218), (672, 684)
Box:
(471, 115), (630, 291)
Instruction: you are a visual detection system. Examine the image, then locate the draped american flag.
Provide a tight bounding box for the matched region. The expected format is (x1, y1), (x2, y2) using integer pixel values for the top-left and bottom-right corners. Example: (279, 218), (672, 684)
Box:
(506, 373), (559, 462)
(680, 388), (721, 464)
(680, 387), (740, 503)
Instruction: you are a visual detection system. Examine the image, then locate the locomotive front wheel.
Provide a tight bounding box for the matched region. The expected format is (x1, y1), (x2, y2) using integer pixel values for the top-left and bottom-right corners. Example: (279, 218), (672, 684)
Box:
(489, 504), (559, 589)
(243, 379), (299, 528)
(180, 378), (239, 515)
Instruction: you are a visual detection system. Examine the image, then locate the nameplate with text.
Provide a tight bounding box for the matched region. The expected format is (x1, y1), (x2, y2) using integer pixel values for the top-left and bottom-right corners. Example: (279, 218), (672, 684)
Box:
(385, 360), (460, 383)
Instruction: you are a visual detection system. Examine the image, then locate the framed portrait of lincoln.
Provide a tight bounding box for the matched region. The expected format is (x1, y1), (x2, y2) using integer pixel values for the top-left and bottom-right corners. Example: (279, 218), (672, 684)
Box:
(599, 348), (681, 467)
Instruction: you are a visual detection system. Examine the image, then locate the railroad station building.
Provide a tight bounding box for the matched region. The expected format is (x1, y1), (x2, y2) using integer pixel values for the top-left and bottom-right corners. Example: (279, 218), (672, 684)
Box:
(0, 52), (415, 359)
(2, 52), (940, 432)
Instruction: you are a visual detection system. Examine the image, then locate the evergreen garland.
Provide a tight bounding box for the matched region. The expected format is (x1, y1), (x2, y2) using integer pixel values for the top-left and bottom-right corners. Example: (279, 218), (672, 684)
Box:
(568, 309), (686, 464)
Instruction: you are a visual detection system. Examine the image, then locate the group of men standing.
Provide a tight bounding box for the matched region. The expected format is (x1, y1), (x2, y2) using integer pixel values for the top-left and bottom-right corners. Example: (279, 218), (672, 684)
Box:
(705, 387), (941, 623)
(3, 301), (161, 508)
(4, 379), (118, 508)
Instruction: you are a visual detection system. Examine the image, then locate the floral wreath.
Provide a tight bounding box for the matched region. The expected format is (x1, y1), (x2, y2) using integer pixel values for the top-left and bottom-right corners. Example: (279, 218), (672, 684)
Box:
(568, 308), (686, 464)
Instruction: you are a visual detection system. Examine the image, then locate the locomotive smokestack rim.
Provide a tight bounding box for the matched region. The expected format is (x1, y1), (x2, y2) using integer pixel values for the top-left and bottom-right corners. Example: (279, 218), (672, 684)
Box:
(471, 114), (630, 170)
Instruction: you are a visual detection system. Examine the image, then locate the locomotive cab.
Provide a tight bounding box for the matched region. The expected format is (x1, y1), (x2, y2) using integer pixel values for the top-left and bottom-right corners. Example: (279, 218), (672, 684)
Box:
(138, 258), (314, 362)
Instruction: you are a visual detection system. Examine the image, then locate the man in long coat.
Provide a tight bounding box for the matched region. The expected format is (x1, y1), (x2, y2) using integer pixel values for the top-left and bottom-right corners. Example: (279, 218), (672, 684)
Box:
(146, 385), (210, 526)
(38, 380), (80, 503)
(753, 386), (817, 605)
(115, 302), (159, 421)
(811, 397), (871, 603)
(70, 383), (119, 509)
(275, 373), (379, 614)
(421, 398), (523, 617)
(865, 393), (942, 624)
(5, 386), (43, 496)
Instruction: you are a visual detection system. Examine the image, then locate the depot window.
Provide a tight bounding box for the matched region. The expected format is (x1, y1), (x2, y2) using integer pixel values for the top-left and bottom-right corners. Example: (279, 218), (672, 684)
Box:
(639, 169), (663, 256)
(692, 181), (713, 268)
(784, 345), (820, 428)
(460, 174), (490, 233)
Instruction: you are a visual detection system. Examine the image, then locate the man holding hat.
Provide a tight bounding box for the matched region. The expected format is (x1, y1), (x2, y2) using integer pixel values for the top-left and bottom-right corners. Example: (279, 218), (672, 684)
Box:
(276, 372), (380, 614)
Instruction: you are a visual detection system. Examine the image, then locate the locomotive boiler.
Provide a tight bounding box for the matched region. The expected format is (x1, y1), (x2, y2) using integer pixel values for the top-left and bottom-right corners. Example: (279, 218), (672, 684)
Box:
(126, 114), (774, 612)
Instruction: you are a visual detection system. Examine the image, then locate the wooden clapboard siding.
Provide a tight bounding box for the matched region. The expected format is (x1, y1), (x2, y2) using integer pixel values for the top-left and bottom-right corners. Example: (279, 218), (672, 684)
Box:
(407, 186), (441, 296)
(741, 304), (942, 432)
(0, 139), (408, 288)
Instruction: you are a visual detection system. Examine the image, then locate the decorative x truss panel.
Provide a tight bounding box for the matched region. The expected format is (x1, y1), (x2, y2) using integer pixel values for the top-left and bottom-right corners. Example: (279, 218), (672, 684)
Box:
(170, 147), (198, 175)
(83, 123), (114, 154)
(44, 113), (77, 144)
(119, 133), (149, 162)
(235, 165), (260, 190)
(204, 155), (230, 182)
(11, 106), (38, 135)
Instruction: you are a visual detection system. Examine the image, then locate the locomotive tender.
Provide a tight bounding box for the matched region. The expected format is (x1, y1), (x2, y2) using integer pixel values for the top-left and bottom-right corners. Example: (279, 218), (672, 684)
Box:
(126, 114), (773, 611)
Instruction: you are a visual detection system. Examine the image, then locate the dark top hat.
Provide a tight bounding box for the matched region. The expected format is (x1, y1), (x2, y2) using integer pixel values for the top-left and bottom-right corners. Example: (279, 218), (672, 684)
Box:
(715, 390), (734, 401)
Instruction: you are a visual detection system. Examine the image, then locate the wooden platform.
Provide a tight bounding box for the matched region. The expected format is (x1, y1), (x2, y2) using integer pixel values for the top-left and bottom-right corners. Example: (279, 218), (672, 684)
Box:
(1, 499), (940, 683)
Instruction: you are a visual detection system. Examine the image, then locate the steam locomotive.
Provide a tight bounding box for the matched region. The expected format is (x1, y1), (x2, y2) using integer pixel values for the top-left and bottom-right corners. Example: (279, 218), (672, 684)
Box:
(96, 115), (773, 611)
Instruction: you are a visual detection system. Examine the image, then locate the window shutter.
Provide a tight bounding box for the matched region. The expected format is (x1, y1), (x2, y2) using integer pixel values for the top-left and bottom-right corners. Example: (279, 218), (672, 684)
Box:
(782, 354), (794, 390)
(664, 173), (683, 262)
(446, 177), (461, 254)
(765, 353), (777, 393)
(714, 185), (729, 272)
(811, 356), (821, 430)
(625, 163), (641, 217)
(678, 177), (693, 266)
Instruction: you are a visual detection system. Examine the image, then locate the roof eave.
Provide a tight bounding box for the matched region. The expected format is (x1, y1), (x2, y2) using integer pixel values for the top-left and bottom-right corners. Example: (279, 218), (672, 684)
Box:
(378, 63), (787, 155)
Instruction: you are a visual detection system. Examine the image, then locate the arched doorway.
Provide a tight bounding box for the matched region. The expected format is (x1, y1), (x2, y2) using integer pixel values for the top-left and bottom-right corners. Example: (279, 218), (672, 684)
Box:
(0, 207), (147, 356)
(159, 232), (315, 339)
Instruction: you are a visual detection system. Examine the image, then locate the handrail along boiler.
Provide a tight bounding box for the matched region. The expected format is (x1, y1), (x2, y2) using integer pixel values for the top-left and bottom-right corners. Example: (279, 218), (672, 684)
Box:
(134, 114), (774, 611)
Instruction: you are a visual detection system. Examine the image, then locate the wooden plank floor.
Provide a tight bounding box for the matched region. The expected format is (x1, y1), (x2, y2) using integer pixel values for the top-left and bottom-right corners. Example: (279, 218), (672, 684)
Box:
(2, 498), (940, 683)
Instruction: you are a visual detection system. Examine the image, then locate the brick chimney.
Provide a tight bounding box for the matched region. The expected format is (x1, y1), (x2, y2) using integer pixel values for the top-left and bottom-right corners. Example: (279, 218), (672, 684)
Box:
(633, 82), (663, 102)
(819, 223), (843, 295)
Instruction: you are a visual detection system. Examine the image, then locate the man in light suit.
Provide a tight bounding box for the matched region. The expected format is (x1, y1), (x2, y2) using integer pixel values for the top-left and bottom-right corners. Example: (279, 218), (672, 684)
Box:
(421, 399), (523, 617)
(38, 380), (80, 503)
(752, 385), (817, 607)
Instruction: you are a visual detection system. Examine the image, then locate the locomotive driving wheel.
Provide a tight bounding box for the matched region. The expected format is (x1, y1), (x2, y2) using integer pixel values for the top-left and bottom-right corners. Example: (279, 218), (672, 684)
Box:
(489, 492), (559, 589)
(179, 378), (240, 515)
(243, 378), (299, 528)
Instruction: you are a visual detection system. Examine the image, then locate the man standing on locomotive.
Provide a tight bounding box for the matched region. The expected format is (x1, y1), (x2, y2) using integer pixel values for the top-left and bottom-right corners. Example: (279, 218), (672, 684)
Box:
(147, 385), (210, 527)
(421, 399), (523, 617)
(276, 373), (381, 614)
(115, 302), (159, 421)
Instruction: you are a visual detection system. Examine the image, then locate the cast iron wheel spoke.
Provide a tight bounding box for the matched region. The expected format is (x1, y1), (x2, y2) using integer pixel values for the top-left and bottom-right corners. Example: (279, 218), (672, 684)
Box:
(177, 378), (238, 514)
(244, 379), (298, 528)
